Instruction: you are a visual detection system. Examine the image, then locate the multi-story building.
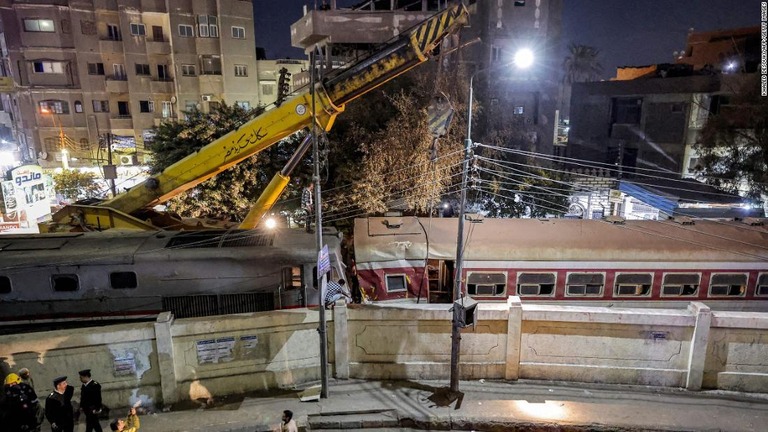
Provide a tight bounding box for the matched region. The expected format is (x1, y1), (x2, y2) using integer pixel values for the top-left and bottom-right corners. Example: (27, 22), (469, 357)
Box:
(0, 0), (258, 170)
(254, 58), (309, 108)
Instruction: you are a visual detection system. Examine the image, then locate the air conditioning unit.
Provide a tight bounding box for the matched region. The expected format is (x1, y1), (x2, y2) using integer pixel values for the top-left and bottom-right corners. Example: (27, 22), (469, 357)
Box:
(201, 95), (213, 102)
(119, 155), (135, 166)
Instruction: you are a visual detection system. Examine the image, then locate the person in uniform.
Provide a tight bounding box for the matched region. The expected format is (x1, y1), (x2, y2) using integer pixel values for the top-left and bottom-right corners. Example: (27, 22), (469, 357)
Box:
(78, 369), (103, 432)
(45, 376), (74, 432)
(4, 372), (40, 432)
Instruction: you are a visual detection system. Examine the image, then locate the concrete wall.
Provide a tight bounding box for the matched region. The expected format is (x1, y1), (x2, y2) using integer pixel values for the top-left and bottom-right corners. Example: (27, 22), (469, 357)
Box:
(3, 299), (768, 412)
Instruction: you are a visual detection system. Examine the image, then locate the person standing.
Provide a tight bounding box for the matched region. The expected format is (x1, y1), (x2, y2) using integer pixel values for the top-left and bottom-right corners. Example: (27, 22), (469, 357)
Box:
(79, 369), (103, 432)
(4, 372), (40, 432)
(45, 376), (74, 432)
(281, 409), (298, 432)
(18, 368), (35, 391)
(301, 182), (314, 233)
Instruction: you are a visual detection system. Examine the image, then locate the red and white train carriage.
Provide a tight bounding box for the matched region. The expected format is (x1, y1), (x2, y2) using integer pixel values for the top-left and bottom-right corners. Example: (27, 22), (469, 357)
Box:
(353, 216), (768, 311)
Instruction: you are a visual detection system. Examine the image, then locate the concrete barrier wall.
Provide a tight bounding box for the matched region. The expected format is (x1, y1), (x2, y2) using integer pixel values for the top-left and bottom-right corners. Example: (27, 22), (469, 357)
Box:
(3, 298), (768, 411)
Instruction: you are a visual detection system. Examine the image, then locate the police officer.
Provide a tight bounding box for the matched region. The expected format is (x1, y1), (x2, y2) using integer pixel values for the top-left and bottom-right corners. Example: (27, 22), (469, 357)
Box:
(79, 369), (103, 432)
(45, 376), (74, 432)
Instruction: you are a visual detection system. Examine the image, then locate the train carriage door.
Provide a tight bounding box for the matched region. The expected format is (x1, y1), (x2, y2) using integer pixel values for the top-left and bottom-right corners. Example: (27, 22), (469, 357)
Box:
(428, 259), (453, 303)
(280, 266), (304, 309)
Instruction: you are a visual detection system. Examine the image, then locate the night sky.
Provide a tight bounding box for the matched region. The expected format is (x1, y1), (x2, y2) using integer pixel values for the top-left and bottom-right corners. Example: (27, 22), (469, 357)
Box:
(253, 0), (761, 79)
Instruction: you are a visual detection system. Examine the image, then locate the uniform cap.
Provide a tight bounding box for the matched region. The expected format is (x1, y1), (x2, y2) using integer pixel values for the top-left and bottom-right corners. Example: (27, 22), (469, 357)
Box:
(53, 376), (67, 387)
(78, 369), (91, 377)
(4, 373), (21, 386)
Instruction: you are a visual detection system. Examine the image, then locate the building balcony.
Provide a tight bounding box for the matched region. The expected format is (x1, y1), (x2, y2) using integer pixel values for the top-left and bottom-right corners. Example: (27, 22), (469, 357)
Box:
(147, 40), (171, 55)
(150, 79), (174, 94)
(109, 116), (133, 130)
(99, 39), (123, 53)
(106, 77), (128, 93)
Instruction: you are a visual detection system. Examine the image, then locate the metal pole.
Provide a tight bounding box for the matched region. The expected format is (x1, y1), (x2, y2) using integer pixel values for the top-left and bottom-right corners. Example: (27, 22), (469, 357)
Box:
(311, 48), (329, 399)
(107, 133), (116, 196)
(450, 74), (474, 393)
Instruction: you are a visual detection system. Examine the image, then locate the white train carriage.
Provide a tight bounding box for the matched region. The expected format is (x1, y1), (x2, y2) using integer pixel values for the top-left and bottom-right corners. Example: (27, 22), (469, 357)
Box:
(0, 228), (342, 328)
(353, 216), (768, 311)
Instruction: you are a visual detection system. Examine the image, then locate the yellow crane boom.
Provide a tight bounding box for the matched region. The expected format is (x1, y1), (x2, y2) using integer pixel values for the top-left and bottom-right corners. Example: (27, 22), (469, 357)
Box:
(43, 4), (468, 232)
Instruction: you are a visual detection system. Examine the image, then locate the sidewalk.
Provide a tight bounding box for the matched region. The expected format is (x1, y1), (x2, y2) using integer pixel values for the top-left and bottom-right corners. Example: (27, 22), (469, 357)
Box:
(83, 379), (768, 432)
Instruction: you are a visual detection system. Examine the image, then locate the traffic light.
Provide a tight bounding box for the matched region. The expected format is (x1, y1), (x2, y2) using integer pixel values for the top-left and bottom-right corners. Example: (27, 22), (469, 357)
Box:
(276, 67), (291, 106)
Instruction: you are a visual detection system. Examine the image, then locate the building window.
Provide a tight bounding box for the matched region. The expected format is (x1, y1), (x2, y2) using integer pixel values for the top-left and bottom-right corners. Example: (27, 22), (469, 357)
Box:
(111, 272), (137, 289)
(135, 63), (150, 76)
(78, 138), (89, 151)
(611, 97), (642, 124)
(467, 272), (506, 296)
(200, 55), (221, 75)
(117, 101), (130, 116)
(197, 15), (218, 38)
(0, 276), (10, 294)
(757, 273), (768, 297)
(74, 101), (83, 113)
(614, 273), (652, 296)
(152, 25), (164, 41)
(517, 273), (556, 296)
(513, 106), (524, 115)
(185, 100), (197, 112)
(178, 24), (194, 37)
(566, 273), (604, 296)
(661, 273), (700, 296)
(234, 64), (248, 77)
(157, 64), (170, 80)
(51, 274), (79, 292)
(261, 83), (273, 95)
(39, 100), (69, 114)
(709, 273), (747, 297)
(236, 101), (250, 110)
(181, 64), (196, 76)
(282, 267), (302, 290)
(32, 61), (64, 74)
(23, 19), (55, 32)
(491, 46), (501, 62)
(61, 19), (71, 34)
(92, 100), (109, 112)
(385, 274), (407, 292)
(161, 101), (172, 118)
(130, 23), (146, 36)
(80, 20), (96, 35)
(231, 26), (245, 39)
(139, 100), (154, 113)
(113, 64), (126, 80)
(43, 137), (58, 152)
(107, 24), (121, 41)
(87, 63), (105, 75)
(514, 0), (526, 5)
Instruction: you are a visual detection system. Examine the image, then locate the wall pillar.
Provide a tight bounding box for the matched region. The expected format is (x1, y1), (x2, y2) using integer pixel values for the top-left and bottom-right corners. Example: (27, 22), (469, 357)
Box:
(686, 302), (712, 390)
(333, 300), (350, 379)
(505, 296), (523, 380)
(153, 312), (178, 405)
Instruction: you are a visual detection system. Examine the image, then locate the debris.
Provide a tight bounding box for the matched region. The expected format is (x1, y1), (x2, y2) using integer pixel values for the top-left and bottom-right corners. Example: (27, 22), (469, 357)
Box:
(298, 385), (321, 402)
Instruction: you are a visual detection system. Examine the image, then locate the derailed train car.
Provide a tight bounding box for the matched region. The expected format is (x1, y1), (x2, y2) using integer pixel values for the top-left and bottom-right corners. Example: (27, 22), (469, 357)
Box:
(0, 228), (342, 328)
(353, 217), (768, 311)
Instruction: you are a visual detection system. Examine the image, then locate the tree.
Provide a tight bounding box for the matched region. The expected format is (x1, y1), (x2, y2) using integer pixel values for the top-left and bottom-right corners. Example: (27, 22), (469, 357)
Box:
(53, 170), (102, 201)
(695, 75), (768, 200)
(562, 44), (604, 84)
(147, 103), (312, 222)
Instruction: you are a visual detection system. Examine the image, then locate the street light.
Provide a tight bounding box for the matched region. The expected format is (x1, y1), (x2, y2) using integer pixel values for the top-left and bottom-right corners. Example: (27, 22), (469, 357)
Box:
(449, 48), (534, 395)
(40, 106), (68, 169)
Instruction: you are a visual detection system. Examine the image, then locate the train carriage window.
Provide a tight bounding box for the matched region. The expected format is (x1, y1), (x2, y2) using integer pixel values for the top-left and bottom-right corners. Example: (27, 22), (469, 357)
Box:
(110, 272), (137, 289)
(566, 273), (604, 296)
(662, 273), (700, 296)
(0, 276), (10, 294)
(614, 273), (652, 296)
(757, 273), (768, 297)
(517, 273), (555, 296)
(386, 274), (407, 292)
(467, 272), (506, 296)
(282, 267), (302, 290)
(51, 274), (79, 292)
(709, 273), (747, 297)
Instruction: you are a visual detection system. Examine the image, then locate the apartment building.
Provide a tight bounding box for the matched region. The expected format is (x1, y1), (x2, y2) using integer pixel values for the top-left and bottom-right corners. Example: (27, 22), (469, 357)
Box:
(0, 0), (258, 169)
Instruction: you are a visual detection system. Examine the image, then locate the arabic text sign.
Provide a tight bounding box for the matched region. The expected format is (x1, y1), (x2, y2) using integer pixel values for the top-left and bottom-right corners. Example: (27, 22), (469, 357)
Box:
(317, 244), (330, 278)
(224, 127), (268, 161)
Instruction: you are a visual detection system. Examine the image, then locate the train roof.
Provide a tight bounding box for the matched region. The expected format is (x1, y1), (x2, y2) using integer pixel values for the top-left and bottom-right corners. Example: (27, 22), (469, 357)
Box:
(353, 217), (768, 263)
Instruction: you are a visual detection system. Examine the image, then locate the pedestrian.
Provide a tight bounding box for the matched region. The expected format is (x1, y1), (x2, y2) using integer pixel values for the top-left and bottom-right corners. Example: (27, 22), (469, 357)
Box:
(348, 260), (362, 304)
(108, 417), (136, 432)
(302, 182), (314, 233)
(18, 368), (35, 391)
(280, 409), (298, 432)
(4, 372), (40, 432)
(324, 278), (352, 309)
(125, 407), (140, 431)
(45, 376), (74, 432)
(79, 369), (103, 432)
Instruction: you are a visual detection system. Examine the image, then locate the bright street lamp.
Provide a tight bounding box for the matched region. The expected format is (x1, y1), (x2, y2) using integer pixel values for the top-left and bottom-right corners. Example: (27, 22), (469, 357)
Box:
(450, 51), (535, 395)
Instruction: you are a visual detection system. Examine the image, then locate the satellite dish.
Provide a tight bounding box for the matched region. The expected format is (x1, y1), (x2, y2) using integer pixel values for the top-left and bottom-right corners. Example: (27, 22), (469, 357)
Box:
(170, 96), (177, 104)
(39, 151), (49, 160)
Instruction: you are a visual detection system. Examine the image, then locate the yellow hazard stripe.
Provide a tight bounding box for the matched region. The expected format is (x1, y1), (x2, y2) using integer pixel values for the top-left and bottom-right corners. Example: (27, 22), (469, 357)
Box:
(414, 8), (456, 53)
